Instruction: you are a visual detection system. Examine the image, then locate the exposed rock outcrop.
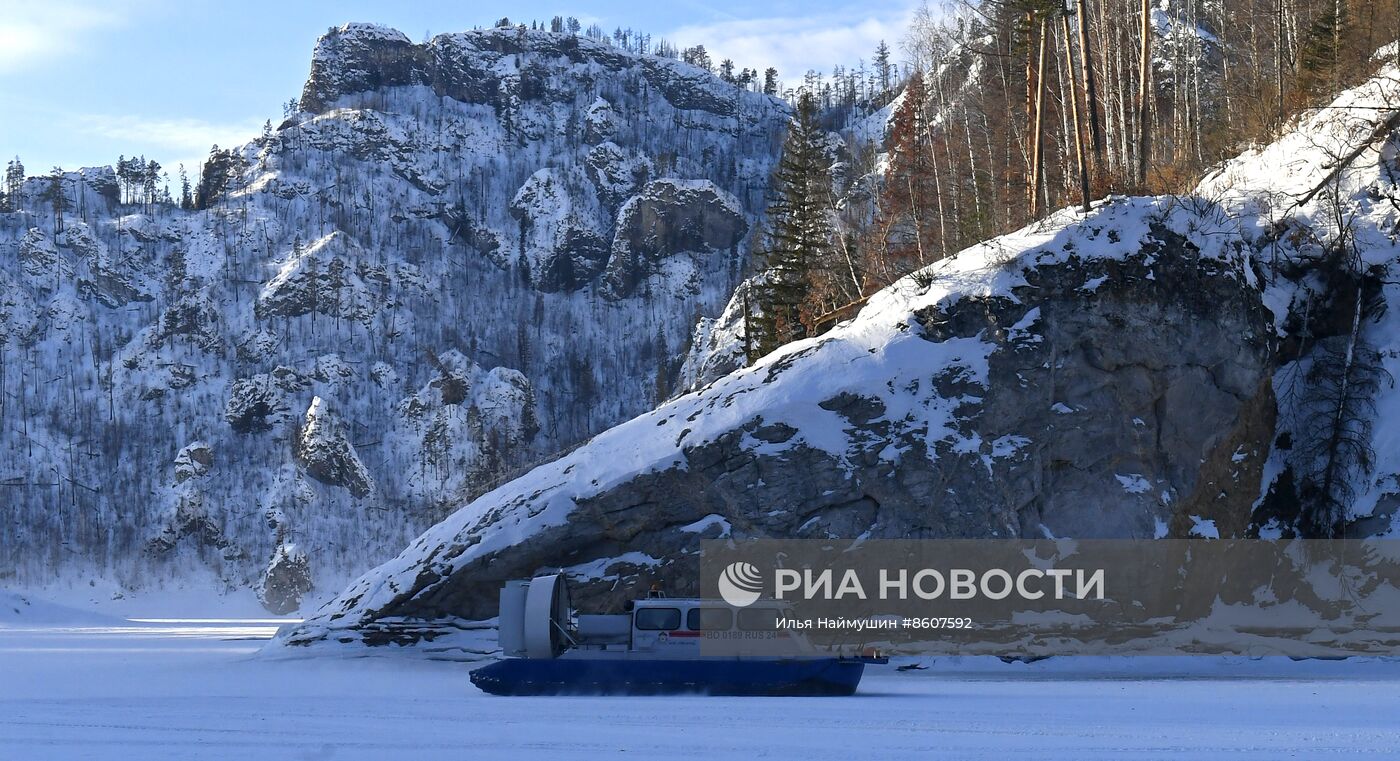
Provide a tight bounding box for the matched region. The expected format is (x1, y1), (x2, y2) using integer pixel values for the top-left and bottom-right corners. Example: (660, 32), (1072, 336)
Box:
(388, 352), (537, 516)
(678, 277), (755, 392)
(583, 97), (618, 144)
(174, 441), (214, 483)
(947, 229), (1273, 539)
(257, 543), (314, 615)
(144, 489), (243, 569)
(277, 198), (1282, 643)
(603, 180), (747, 298)
(0, 22), (791, 594)
(300, 24), (763, 120)
(0, 268), (40, 347)
(256, 232), (421, 325)
(509, 168), (610, 293)
(295, 397), (374, 498)
(586, 142), (651, 208)
(299, 25), (427, 114)
(224, 367), (311, 434)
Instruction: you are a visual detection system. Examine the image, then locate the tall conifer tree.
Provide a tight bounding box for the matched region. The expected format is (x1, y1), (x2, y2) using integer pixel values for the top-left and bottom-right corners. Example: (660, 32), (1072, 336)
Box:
(749, 92), (835, 360)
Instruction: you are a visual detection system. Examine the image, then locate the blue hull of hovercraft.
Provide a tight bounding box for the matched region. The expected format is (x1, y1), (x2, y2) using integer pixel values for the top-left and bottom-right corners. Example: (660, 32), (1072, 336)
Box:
(470, 657), (868, 696)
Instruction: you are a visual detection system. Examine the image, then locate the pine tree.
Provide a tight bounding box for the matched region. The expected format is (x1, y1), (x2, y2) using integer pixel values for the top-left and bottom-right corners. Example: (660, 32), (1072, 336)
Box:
(873, 41), (894, 97)
(143, 159), (161, 208)
(763, 68), (780, 97)
(178, 164), (192, 210)
(682, 45), (713, 71)
(116, 155), (128, 204)
(42, 166), (66, 234)
(193, 145), (241, 210)
(1297, 0), (1353, 99)
(1, 157), (21, 212)
(749, 92), (836, 359)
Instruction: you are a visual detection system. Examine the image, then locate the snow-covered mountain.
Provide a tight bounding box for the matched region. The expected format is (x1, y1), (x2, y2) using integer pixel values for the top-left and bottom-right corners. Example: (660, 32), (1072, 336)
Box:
(0, 23), (792, 606)
(276, 61), (1400, 647)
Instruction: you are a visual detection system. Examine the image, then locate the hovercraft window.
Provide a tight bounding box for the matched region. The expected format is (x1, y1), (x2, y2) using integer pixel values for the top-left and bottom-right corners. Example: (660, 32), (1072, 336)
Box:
(634, 607), (682, 630)
(687, 607), (733, 631)
(737, 608), (783, 631)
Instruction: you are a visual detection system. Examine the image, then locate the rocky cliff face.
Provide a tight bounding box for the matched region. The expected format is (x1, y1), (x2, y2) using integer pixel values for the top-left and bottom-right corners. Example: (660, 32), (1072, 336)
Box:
(276, 198), (1277, 641)
(276, 64), (1400, 646)
(0, 23), (790, 607)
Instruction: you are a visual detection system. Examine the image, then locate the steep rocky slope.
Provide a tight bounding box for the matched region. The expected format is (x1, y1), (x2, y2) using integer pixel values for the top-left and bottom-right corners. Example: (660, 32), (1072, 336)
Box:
(276, 63), (1400, 647)
(0, 24), (791, 606)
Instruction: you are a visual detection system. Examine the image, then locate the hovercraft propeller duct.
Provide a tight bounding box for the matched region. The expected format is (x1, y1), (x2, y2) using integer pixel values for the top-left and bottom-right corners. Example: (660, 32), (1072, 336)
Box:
(499, 574), (572, 659)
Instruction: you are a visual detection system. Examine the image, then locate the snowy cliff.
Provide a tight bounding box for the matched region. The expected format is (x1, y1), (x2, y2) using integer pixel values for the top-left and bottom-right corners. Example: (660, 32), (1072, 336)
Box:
(0, 23), (790, 606)
(276, 63), (1400, 646)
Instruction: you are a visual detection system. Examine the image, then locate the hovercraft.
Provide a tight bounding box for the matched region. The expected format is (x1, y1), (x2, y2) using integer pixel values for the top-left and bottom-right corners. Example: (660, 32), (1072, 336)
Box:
(469, 574), (886, 696)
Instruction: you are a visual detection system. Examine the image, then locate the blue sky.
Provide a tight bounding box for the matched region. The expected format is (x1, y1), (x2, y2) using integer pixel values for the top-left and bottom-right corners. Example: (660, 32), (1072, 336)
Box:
(1, 0), (919, 180)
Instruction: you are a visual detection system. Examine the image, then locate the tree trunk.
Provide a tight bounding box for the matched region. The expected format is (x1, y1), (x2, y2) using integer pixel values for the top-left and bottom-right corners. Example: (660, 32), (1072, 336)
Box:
(1031, 15), (1050, 217)
(1273, 0), (1283, 121)
(934, 73), (962, 244)
(1332, 0), (1343, 93)
(916, 89), (949, 257)
(1137, 0), (1153, 187)
(1063, 12), (1093, 212)
(1026, 11), (1038, 212)
(1111, 3), (1130, 182)
(1076, 0), (1105, 158)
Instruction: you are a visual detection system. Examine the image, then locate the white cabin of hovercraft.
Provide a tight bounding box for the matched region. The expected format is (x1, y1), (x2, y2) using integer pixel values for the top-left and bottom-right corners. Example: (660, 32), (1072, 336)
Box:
(496, 574), (797, 660)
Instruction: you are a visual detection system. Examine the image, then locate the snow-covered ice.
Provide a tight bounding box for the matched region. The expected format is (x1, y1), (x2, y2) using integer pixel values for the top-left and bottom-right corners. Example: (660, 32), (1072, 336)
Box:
(4, 598), (1400, 759)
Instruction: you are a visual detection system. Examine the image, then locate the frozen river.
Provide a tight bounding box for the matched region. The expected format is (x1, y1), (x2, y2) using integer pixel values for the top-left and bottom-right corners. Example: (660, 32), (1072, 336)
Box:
(3, 615), (1400, 759)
